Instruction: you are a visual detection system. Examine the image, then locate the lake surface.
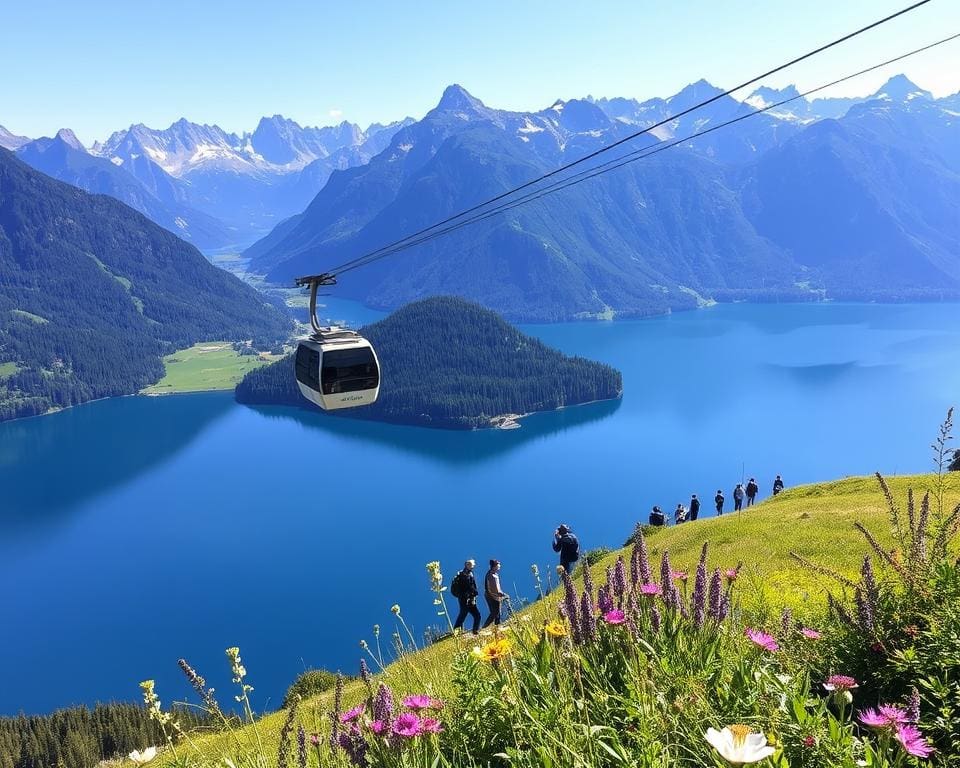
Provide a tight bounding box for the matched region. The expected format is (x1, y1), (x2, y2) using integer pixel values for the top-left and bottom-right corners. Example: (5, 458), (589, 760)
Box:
(3, 301), (960, 715)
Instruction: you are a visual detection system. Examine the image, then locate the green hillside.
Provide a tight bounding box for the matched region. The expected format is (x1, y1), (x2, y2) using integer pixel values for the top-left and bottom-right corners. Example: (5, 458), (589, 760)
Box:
(134, 471), (959, 768)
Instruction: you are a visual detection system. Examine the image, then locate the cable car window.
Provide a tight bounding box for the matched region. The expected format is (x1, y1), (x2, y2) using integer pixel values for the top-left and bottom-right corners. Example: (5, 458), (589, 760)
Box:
(295, 345), (320, 391)
(321, 348), (379, 394)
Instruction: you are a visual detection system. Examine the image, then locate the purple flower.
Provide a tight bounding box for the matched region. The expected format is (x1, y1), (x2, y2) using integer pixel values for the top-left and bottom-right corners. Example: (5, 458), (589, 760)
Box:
(613, 557), (627, 605)
(780, 607), (793, 638)
(369, 720), (386, 734)
(895, 724), (935, 758)
(596, 586), (614, 615)
(392, 712), (422, 738)
(859, 706), (908, 728)
(633, 530), (652, 585)
(691, 548), (707, 629)
(560, 568), (582, 645)
(582, 561), (595, 598)
(823, 675), (858, 692)
(420, 717), (444, 734)
(580, 591), (597, 642)
(907, 687), (921, 724)
(639, 583), (660, 596)
(373, 683), (395, 729)
(650, 605), (662, 632)
(402, 694), (443, 710)
(602, 609), (627, 625)
(800, 628), (822, 640)
(707, 569), (722, 620)
(660, 552), (673, 602)
(297, 726), (306, 768)
(745, 628), (779, 652)
(340, 705), (365, 723)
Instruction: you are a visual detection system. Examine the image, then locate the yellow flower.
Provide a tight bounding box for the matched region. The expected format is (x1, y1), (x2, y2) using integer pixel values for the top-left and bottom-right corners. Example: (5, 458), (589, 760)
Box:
(472, 638), (513, 662)
(545, 620), (567, 638)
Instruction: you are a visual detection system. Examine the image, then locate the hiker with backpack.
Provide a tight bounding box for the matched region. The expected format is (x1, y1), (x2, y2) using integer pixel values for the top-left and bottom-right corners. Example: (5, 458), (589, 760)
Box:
(649, 505), (666, 527)
(746, 478), (759, 507)
(715, 490), (725, 515)
(773, 475), (785, 495)
(733, 483), (745, 511)
(451, 559), (481, 635)
(674, 503), (687, 525)
(483, 559), (508, 628)
(553, 524), (580, 574)
(689, 494), (701, 522)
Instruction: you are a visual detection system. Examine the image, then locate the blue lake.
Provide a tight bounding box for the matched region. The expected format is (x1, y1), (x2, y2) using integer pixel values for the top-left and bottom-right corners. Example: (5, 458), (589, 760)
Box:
(3, 301), (960, 715)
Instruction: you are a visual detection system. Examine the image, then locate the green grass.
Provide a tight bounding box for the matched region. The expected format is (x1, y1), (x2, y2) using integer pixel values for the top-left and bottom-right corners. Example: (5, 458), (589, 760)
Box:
(141, 343), (283, 394)
(151, 472), (960, 766)
(10, 309), (48, 324)
(0, 362), (21, 380)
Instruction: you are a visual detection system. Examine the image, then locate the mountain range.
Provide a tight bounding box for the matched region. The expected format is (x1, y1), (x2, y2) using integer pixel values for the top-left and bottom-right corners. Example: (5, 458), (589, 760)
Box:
(0, 116), (413, 250)
(0, 148), (291, 422)
(240, 75), (960, 320)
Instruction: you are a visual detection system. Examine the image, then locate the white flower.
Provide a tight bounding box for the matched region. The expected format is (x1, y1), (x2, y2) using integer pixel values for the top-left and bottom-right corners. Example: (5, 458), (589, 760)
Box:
(705, 726), (775, 765)
(128, 747), (158, 764)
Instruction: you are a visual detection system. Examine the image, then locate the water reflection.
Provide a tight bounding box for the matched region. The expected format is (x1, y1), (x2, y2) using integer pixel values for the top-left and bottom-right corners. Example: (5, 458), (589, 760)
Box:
(0, 392), (232, 524)
(247, 397), (623, 464)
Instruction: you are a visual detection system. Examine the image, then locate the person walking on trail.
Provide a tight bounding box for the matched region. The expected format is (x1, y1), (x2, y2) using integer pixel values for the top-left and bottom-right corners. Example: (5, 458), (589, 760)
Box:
(674, 503), (687, 525)
(553, 524), (580, 574)
(649, 505), (666, 527)
(715, 489), (725, 515)
(746, 478), (759, 507)
(773, 475), (785, 496)
(451, 559), (481, 635)
(733, 483), (745, 512)
(483, 560), (508, 628)
(689, 494), (701, 522)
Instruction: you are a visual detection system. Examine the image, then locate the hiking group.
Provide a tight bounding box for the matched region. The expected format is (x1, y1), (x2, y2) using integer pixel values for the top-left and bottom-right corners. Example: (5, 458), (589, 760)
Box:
(648, 475), (784, 526)
(450, 524), (580, 635)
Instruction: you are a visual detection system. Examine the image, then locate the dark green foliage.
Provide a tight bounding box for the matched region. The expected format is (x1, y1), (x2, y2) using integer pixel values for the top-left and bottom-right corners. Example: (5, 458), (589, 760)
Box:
(235, 296), (622, 429)
(582, 547), (613, 566)
(282, 669), (343, 709)
(0, 148), (291, 421)
(623, 522), (664, 548)
(949, 450), (960, 472)
(0, 702), (207, 768)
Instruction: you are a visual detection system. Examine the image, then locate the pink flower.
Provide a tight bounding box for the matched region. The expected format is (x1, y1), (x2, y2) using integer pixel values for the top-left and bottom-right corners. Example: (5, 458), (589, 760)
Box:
(402, 694), (443, 710)
(369, 720), (386, 735)
(309, 733), (320, 746)
(860, 705), (909, 729)
(340, 705), (365, 723)
(859, 708), (891, 728)
(392, 712), (422, 738)
(724, 568), (739, 582)
(420, 717), (444, 734)
(823, 675), (858, 692)
(639, 583), (660, 596)
(603, 609), (627, 625)
(802, 735), (816, 748)
(800, 628), (822, 640)
(671, 570), (689, 582)
(895, 724), (935, 758)
(745, 628), (779, 652)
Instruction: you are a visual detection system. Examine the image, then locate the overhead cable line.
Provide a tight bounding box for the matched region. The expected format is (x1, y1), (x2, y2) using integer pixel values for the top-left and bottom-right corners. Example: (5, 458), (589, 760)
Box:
(332, 31), (959, 276)
(301, 0), (936, 280)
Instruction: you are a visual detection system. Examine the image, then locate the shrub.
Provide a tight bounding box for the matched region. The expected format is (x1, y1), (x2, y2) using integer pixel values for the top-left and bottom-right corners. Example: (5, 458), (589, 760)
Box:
(582, 546), (613, 566)
(282, 668), (341, 709)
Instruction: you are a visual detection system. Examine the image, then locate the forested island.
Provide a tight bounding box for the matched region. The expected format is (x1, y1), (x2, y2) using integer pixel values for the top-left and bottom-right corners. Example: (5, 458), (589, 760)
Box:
(235, 296), (622, 429)
(0, 149), (291, 422)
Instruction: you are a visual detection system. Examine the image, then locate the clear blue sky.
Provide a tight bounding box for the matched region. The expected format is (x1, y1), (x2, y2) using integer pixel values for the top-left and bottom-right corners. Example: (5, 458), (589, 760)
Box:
(2, 0), (958, 143)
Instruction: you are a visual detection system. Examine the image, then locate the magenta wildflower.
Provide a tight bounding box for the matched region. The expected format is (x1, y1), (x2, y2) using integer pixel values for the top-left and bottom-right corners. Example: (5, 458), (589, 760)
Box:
(859, 705), (908, 729)
(402, 694), (443, 710)
(745, 628), (779, 652)
(639, 583), (660, 596)
(392, 713), (422, 738)
(309, 733), (321, 746)
(823, 675), (858, 692)
(859, 708), (892, 728)
(895, 724), (935, 758)
(420, 717), (444, 734)
(369, 720), (386, 735)
(603, 609), (627, 625)
(340, 705), (365, 723)
(801, 627), (822, 640)
(671, 570), (689, 582)
(725, 568), (739, 582)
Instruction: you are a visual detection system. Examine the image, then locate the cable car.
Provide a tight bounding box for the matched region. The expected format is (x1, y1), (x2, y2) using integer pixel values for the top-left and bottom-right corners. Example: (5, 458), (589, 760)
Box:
(293, 274), (381, 411)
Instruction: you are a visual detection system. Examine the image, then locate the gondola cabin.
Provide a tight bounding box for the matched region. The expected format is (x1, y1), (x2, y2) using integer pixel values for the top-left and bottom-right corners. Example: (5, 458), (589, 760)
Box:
(294, 327), (380, 410)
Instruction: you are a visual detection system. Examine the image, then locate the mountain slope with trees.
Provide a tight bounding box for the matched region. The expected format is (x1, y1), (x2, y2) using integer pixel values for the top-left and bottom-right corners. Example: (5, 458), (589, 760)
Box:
(0, 149), (291, 422)
(235, 296), (622, 428)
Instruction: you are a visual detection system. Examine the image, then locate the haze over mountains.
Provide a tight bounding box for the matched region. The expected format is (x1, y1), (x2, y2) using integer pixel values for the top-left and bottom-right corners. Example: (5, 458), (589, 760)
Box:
(244, 75), (960, 320)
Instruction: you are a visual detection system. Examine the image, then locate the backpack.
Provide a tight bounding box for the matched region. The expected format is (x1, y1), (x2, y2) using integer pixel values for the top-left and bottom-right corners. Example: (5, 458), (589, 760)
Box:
(450, 571), (469, 599)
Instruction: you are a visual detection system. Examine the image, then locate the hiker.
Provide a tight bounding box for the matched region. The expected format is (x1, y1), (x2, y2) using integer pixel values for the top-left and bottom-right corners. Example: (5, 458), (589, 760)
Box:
(674, 503), (687, 525)
(773, 475), (785, 496)
(451, 559), (481, 634)
(689, 494), (700, 521)
(649, 505), (666, 526)
(715, 489), (725, 515)
(553, 524), (580, 574)
(746, 478), (759, 507)
(733, 483), (745, 511)
(483, 559), (508, 628)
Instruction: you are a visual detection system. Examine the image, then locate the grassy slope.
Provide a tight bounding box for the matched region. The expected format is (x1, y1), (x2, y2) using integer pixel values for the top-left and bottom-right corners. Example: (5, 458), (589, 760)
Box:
(141, 343), (284, 394)
(153, 472), (960, 765)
